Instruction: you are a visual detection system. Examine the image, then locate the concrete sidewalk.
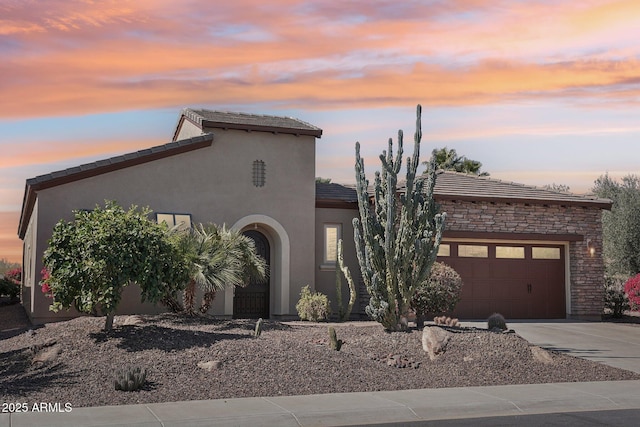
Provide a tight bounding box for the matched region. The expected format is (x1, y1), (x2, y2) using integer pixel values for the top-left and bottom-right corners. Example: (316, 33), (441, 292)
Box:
(2, 380), (640, 427)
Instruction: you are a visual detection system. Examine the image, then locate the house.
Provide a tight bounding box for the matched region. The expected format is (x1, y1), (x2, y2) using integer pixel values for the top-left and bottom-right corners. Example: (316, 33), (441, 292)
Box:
(18, 108), (612, 324)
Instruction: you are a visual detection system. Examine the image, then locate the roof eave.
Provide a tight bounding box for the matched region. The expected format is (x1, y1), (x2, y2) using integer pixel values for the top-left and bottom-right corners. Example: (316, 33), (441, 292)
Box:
(434, 193), (613, 210)
(201, 119), (322, 138)
(17, 184), (36, 240)
(315, 199), (358, 209)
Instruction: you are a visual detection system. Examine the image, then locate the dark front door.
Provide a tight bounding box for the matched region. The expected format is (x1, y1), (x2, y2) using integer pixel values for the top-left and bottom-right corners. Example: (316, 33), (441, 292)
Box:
(233, 230), (270, 318)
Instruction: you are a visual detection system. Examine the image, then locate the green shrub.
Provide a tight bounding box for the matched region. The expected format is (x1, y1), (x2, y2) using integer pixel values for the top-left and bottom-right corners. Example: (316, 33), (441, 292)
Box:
(605, 274), (630, 317)
(0, 277), (20, 299)
(296, 285), (330, 322)
(410, 262), (463, 327)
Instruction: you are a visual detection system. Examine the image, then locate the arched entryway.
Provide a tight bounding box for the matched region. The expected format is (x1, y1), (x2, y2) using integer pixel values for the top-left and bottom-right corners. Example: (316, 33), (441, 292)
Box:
(233, 230), (270, 318)
(227, 214), (290, 318)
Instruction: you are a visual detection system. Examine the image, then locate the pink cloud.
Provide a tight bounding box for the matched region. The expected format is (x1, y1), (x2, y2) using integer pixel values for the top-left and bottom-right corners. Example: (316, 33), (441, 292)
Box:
(0, 138), (161, 169)
(1, 0), (639, 119)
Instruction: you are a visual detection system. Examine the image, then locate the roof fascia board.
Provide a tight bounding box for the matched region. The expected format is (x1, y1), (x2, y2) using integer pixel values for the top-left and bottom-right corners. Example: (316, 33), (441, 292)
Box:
(201, 119), (322, 138)
(315, 200), (359, 209)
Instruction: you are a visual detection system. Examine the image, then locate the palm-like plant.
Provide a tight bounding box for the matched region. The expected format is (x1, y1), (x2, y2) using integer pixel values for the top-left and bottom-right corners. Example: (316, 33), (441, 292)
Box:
(426, 147), (489, 176)
(167, 223), (268, 315)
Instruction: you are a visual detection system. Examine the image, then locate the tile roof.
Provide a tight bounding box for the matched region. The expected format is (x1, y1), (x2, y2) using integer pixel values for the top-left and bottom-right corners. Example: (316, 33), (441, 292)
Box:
(318, 171), (612, 209)
(178, 108), (323, 139)
(431, 171), (612, 208)
(316, 182), (357, 203)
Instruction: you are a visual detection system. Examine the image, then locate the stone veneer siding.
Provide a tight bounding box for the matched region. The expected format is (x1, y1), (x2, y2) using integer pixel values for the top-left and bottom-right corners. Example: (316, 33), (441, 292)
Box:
(437, 199), (605, 319)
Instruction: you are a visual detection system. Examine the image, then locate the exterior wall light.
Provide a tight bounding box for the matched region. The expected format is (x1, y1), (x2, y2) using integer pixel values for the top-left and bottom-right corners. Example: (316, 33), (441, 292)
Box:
(587, 239), (595, 257)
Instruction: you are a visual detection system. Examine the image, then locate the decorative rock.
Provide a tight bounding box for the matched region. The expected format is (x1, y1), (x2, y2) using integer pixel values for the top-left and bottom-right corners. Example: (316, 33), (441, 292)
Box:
(197, 360), (222, 371)
(122, 315), (144, 326)
(422, 326), (451, 360)
(30, 339), (56, 356)
(32, 344), (60, 367)
(530, 346), (554, 364)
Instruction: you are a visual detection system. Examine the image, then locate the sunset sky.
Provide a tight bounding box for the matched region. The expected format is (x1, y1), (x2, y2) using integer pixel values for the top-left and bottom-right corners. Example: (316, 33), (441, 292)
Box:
(2, 0), (640, 263)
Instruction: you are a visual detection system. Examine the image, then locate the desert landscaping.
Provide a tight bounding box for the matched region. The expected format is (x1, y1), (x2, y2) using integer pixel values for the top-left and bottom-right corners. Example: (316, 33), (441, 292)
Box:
(2, 308), (639, 409)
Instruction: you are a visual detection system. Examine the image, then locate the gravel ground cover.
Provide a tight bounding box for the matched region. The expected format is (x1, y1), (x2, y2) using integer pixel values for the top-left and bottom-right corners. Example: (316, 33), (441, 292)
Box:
(2, 308), (639, 409)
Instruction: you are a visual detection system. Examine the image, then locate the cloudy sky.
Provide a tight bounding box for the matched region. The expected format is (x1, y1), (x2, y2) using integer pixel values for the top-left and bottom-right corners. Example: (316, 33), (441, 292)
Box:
(2, 0), (640, 263)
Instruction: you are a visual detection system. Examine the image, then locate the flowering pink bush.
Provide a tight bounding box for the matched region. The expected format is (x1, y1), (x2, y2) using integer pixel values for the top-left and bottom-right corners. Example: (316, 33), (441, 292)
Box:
(40, 267), (52, 297)
(6, 267), (21, 283)
(624, 274), (640, 309)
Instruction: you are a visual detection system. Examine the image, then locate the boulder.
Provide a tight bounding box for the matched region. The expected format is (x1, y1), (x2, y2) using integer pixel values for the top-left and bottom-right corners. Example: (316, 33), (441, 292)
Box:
(32, 344), (61, 367)
(122, 315), (144, 326)
(422, 326), (451, 360)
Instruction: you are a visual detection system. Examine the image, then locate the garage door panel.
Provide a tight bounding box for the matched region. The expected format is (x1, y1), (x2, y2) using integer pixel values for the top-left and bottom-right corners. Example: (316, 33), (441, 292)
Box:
(506, 282), (529, 300)
(509, 298), (530, 319)
(472, 300), (495, 319)
(439, 242), (565, 319)
(472, 279), (496, 299)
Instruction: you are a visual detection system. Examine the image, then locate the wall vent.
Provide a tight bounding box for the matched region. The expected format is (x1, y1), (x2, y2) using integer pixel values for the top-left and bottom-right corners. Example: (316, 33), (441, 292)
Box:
(253, 160), (266, 187)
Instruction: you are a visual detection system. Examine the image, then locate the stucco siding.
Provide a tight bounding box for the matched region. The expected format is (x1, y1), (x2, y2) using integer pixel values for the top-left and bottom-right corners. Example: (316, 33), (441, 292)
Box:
(174, 119), (203, 141)
(21, 198), (37, 315)
(26, 129), (317, 323)
(314, 207), (363, 318)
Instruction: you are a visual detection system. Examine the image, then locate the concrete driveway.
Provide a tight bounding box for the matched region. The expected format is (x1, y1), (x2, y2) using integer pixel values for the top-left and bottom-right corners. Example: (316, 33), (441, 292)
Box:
(462, 320), (640, 374)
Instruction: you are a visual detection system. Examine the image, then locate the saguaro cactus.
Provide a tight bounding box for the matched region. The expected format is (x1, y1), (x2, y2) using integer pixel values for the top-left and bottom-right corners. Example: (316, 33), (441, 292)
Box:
(352, 105), (446, 331)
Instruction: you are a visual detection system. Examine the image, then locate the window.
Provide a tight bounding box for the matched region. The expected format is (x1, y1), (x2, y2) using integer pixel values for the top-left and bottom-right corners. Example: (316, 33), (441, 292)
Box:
(157, 213), (192, 230)
(496, 246), (525, 259)
(323, 224), (341, 264)
(252, 160), (266, 187)
(532, 247), (561, 259)
(458, 244), (488, 258)
(437, 244), (450, 257)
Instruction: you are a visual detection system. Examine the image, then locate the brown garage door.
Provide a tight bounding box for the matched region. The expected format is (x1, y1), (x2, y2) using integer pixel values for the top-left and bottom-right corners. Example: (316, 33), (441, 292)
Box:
(437, 242), (565, 319)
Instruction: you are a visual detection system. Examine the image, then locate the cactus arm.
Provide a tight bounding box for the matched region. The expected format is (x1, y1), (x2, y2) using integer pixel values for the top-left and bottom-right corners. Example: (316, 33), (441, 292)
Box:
(337, 239), (357, 321)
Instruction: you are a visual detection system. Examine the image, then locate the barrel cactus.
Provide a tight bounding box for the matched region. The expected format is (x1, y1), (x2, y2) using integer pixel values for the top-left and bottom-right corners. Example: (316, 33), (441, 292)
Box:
(114, 366), (147, 392)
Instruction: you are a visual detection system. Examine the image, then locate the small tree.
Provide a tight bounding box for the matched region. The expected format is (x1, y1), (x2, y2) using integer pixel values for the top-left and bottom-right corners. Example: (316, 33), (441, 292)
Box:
(350, 105), (446, 331)
(43, 201), (187, 331)
(593, 174), (640, 277)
